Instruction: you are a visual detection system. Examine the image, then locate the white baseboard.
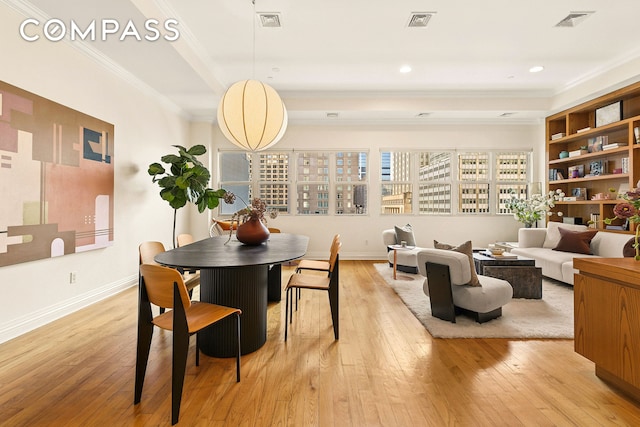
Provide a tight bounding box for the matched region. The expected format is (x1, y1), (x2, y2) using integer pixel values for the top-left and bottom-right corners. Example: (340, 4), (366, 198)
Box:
(0, 274), (137, 345)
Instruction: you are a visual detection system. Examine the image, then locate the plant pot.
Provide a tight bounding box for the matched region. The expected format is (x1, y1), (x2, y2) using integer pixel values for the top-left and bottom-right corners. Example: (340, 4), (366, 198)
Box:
(236, 218), (270, 245)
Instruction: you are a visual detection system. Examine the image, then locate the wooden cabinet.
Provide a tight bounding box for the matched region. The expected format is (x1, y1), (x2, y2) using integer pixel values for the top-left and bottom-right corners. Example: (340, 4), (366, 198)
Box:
(545, 81), (640, 231)
(574, 257), (640, 402)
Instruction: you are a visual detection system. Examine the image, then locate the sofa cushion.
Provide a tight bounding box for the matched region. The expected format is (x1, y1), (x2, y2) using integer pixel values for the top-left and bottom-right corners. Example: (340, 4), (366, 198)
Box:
(623, 237), (637, 258)
(394, 224), (416, 246)
(591, 231), (637, 257)
(553, 228), (598, 255)
(433, 240), (481, 287)
(542, 222), (588, 248)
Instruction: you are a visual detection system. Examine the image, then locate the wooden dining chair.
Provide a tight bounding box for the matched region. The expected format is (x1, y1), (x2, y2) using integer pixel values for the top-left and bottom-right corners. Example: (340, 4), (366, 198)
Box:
(291, 234), (340, 308)
(176, 233), (195, 247)
(139, 240), (200, 293)
(284, 240), (341, 341)
(135, 264), (242, 425)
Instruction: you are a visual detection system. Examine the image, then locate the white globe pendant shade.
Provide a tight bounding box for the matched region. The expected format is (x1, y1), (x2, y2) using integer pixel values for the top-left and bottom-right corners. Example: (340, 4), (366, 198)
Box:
(217, 79), (288, 151)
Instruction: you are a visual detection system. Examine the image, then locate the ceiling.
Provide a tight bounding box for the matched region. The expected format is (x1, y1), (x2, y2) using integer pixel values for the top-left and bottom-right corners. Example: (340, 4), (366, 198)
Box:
(11, 0), (640, 124)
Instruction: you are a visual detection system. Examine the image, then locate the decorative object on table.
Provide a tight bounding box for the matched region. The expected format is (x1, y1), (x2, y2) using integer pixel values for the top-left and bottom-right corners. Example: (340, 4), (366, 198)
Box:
(595, 101), (622, 128)
(505, 189), (565, 228)
(148, 145), (227, 248)
(605, 187), (640, 259)
(224, 193), (278, 245)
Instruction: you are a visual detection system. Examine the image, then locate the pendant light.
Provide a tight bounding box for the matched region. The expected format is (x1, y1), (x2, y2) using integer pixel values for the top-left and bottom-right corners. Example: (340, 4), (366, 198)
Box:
(217, 1), (288, 152)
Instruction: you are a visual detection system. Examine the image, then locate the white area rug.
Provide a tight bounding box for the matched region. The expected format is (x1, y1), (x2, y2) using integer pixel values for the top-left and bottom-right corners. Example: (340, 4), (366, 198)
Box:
(374, 263), (574, 339)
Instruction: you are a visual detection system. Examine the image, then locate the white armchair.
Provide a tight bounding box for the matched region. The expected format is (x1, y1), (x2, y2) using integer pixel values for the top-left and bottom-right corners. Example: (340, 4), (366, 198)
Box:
(382, 228), (423, 273)
(417, 248), (513, 323)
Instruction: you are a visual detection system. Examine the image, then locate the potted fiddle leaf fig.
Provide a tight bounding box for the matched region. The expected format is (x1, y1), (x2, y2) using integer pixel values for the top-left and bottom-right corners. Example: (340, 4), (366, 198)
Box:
(148, 144), (226, 247)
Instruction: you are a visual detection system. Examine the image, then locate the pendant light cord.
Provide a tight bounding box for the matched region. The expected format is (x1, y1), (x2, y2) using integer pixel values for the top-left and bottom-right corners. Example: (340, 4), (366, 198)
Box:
(252, 0), (256, 79)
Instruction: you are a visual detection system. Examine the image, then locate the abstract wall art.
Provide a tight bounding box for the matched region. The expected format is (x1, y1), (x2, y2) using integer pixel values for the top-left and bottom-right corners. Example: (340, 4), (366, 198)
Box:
(0, 80), (114, 267)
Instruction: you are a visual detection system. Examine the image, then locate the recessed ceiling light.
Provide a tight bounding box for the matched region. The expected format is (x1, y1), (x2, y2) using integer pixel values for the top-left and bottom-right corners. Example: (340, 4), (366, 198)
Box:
(258, 13), (282, 28)
(529, 65), (544, 73)
(555, 11), (594, 28)
(400, 65), (412, 73)
(407, 12), (436, 28)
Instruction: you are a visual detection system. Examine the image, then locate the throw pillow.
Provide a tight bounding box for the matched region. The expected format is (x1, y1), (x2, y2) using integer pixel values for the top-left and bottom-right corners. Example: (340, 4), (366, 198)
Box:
(433, 240), (481, 287)
(394, 224), (416, 246)
(542, 222), (588, 249)
(623, 237), (637, 258)
(552, 228), (598, 255)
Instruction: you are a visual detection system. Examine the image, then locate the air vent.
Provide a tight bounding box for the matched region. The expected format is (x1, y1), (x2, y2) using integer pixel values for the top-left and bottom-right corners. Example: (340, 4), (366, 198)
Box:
(555, 11), (594, 27)
(326, 112), (339, 118)
(258, 13), (281, 27)
(407, 12), (436, 28)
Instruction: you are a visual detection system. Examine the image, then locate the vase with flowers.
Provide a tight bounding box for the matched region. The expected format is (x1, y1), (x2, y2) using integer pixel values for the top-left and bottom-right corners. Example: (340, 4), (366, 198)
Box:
(223, 192), (278, 245)
(604, 187), (640, 260)
(505, 189), (565, 228)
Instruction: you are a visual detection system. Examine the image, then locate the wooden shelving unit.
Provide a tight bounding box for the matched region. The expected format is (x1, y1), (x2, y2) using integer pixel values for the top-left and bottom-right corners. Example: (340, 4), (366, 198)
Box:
(545, 81), (640, 232)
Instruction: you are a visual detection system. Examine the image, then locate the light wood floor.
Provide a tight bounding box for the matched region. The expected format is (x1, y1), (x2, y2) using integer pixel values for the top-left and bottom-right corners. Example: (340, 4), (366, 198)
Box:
(1, 260), (640, 426)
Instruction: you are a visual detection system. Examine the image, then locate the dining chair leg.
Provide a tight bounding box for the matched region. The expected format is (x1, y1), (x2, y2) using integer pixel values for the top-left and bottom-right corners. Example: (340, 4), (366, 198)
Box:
(171, 283), (190, 425)
(284, 288), (290, 341)
(235, 313), (241, 382)
(134, 280), (154, 404)
(328, 260), (339, 340)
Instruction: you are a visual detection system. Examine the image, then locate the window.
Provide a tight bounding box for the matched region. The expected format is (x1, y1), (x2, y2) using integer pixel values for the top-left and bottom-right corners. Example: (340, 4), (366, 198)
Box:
(381, 150), (530, 215)
(296, 152), (329, 215)
(219, 151), (290, 214)
(335, 151), (368, 215)
(458, 152), (489, 214)
(380, 151), (412, 214)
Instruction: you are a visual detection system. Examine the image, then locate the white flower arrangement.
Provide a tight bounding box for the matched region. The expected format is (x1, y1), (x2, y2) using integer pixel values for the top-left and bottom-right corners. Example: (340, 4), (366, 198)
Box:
(506, 189), (565, 227)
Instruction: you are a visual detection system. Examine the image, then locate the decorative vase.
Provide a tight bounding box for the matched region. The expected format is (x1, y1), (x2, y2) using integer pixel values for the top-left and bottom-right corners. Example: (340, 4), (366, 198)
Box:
(236, 217), (270, 245)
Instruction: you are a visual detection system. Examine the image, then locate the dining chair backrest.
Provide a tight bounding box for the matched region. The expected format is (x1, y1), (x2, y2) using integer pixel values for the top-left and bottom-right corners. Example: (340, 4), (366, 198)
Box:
(139, 241), (165, 265)
(328, 240), (342, 274)
(139, 264), (192, 310)
(177, 234), (194, 247)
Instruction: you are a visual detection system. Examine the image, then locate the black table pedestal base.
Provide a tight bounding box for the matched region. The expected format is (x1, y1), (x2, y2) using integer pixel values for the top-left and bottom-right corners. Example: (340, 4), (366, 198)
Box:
(199, 265), (268, 357)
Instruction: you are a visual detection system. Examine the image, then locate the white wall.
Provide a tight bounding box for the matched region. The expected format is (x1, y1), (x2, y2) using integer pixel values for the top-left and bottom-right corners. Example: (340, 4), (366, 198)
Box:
(0, 5), (191, 342)
(186, 122), (544, 259)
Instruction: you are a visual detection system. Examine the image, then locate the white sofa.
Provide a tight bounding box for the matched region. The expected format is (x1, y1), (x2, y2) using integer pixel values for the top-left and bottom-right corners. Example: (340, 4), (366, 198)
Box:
(510, 222), (632, 285)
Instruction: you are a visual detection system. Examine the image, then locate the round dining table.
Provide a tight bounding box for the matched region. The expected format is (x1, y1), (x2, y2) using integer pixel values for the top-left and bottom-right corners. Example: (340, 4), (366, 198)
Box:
(155, 233), (309, 357)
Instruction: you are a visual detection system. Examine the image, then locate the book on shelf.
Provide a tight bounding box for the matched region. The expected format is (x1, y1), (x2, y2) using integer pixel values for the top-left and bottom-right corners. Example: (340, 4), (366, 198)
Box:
(576, 127), (591, 133)
(562, 196), (577, 202)
(551, 132), (566, 140)
(622, 157), (629, 174)
(602, 142), (628, 150)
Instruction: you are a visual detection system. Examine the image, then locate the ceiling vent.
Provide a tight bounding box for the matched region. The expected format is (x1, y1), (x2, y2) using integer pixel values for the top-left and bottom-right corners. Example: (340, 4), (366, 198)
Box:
(407, 12), (436, 28)
(555, 11), (594, 27)
(258, 13), (282, 27)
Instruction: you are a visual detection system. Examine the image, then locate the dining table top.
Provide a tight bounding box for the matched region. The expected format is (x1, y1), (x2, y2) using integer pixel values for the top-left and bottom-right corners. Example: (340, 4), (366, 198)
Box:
(154, 233), (309, 269)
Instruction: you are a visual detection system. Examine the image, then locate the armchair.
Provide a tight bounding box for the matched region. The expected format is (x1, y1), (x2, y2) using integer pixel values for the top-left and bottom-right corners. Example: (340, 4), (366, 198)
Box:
(417, 248), (513, 323)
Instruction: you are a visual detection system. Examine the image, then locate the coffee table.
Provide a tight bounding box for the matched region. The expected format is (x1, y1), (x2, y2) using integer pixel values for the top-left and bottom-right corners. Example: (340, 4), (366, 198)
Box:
(473, 252), (542, 299)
